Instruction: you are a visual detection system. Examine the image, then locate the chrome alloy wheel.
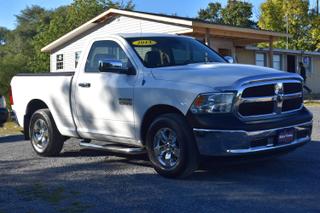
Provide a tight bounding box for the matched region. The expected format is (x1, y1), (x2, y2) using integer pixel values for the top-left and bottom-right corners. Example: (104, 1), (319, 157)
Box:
(153, 128), (181, 169)
(32, 119), (49, 152)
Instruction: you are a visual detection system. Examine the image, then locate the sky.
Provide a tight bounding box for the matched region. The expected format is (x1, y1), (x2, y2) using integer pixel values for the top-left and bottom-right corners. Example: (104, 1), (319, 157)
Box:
(0, 0), (318, 30)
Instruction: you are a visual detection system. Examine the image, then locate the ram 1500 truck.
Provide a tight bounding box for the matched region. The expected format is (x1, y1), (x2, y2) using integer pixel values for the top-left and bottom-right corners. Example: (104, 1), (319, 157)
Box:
(11, 34), (313, 178)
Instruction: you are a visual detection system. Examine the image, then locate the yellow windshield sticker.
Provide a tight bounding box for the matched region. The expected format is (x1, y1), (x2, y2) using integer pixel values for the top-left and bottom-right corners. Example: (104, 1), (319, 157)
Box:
(132, 40), (157, 46)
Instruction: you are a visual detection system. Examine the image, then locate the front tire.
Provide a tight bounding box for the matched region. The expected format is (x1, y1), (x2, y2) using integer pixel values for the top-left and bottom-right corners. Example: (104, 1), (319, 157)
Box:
(146, 113), (199, 178)
(29, 109), (64, 156)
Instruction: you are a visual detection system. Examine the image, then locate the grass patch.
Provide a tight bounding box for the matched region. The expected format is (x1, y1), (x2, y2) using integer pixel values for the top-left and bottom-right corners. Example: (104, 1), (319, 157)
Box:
(16, 183), (93, 212)
(304, 101), (320, 106)
(17, 183), (66, 205)
(0, 121), (22, 136)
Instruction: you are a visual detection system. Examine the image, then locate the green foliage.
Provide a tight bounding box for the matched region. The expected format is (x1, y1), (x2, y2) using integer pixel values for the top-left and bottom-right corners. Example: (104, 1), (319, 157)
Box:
(0, 5), (52, 101)
(31, 6), (71, 72)
(102, 0), (135, 10)
(197, 0), (256, 28)
(258, 0), (319, 51)
(198, 2), (222, 23)
(308, 10), (320, 51)
(67, 0), (104, 30)
(0, 0), (135, 102)
(221, 1), (255, 28)
(0, 27), (9, 45)
(30, 0), (135, 72)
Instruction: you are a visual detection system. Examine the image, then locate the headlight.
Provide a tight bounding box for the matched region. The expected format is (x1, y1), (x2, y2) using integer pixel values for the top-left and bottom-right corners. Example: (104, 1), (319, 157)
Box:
(190, 93), (235, 114)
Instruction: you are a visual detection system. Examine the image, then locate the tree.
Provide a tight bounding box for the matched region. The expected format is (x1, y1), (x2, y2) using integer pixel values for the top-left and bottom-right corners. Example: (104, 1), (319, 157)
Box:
(14, 6), (51, 59)
(309, 9), (320, 51)
(197, 0), (255, 28)
(30, 0), (136, 72)
(30, 6), (69, 72)
(198, 2), (222, 23)
(66, 0), (104, 30)
(221, 0), (255, 28)
(0, 27), (9, 46)
(102, 0), (135, 10)
(0, 5), (51, 101)
(258, 0), (312, 50)
(0, 0), (136, 102)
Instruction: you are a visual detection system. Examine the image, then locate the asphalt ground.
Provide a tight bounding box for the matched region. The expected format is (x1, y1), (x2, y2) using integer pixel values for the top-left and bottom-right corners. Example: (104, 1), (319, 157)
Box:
(0, 106), (319, 213)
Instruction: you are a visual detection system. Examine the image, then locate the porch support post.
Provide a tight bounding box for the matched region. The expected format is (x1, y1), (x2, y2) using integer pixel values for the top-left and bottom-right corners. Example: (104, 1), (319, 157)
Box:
(205, 28), (210, 47)
(268, 36), (273, 68)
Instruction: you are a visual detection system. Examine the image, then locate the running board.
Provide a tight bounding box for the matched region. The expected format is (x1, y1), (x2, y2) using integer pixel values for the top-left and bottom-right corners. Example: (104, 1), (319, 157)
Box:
(79, 141), (146, 155)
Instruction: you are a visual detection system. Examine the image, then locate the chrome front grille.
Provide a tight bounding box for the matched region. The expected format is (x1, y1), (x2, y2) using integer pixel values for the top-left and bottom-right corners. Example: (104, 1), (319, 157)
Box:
(237, 80), (303, 118)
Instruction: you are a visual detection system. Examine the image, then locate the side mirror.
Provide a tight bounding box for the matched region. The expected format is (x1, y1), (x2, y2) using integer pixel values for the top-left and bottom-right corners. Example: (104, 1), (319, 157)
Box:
(224, 56), (235, 64)
(98, 59), (135, 75)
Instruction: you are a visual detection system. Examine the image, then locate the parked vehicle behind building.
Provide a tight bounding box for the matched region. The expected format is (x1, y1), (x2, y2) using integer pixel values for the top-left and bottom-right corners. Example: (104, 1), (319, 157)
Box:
(0, 95), (8, 127)
(10, 34), (313, 178)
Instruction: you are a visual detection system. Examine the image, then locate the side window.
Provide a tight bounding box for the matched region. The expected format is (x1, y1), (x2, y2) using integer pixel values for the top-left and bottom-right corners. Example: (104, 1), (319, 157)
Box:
(75, 51), (81, 68)
(56, 54), (64, 70)
(255, 53), (265, 67)
(272, 54), (282, 70)
(85, 40), (130, 73)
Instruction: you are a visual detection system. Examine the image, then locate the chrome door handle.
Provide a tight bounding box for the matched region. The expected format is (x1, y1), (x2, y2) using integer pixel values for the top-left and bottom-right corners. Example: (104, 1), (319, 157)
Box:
(78, 83), (91, 88)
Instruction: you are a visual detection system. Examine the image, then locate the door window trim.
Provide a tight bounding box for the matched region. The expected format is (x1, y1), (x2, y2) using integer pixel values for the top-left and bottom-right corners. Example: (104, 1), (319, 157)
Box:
(84, 40), (134, 74)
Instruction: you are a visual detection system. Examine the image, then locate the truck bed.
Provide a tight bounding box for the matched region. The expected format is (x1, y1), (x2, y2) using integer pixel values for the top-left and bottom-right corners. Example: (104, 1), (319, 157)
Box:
(15, 72), (75, 77)
(11, 72), (77, 137)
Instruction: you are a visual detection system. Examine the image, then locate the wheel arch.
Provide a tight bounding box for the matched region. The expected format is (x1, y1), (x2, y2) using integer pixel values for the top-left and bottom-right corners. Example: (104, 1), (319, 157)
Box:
(23, 99), (49, 140)
(140, 104), (185, 145)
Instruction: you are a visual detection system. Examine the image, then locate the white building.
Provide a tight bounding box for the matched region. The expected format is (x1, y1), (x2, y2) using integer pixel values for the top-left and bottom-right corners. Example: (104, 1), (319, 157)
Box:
(42, 9), (320, 93)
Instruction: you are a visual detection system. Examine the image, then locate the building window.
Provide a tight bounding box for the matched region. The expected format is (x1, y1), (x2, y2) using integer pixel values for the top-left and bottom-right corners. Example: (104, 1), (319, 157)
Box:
(302, 56), (312, 73)
(255, 53), (265, 67)
(75, 51), (81, 68)
(56, 54), (64, 70)
(273, 54), (282, 70)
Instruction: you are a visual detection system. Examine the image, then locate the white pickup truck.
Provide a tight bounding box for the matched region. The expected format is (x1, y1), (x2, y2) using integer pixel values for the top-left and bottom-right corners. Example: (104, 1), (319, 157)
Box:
(11, 34), (313, 178)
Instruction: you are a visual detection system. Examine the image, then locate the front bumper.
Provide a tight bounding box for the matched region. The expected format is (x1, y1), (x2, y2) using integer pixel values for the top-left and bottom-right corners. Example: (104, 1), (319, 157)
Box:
(194, 121), (312, 156)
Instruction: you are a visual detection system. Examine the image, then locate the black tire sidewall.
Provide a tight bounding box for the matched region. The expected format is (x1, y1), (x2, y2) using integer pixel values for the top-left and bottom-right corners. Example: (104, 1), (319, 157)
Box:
(146, 113), (197, 178)
(29, 109), (63, 156)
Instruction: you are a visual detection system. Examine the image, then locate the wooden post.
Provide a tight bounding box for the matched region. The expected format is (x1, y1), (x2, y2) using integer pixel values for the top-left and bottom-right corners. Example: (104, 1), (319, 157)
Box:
(205, 28), (210, 47)
(268, 36), (273, 68)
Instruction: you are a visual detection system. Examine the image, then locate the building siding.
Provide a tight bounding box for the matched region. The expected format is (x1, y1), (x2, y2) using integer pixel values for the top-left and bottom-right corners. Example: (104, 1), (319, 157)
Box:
(48, 15), (320, 94)
(237, 48), (320, 93)
(50, 15), (191, 72)
(236, 48), (255, 65)
(306, 56), (320, 93)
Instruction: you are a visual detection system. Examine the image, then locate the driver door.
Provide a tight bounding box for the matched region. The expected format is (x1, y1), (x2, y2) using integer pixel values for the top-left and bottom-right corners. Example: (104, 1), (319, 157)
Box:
(74, 40), (137, 140)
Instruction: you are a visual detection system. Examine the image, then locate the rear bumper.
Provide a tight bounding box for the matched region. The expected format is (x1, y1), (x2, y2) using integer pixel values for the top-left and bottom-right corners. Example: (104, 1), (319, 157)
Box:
(194, 121), (312, 156)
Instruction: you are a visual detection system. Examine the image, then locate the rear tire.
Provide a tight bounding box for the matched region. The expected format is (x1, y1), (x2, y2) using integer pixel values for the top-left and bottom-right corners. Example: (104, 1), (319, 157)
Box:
(146, 113), (199, 178)
(29, 109), (64, 156)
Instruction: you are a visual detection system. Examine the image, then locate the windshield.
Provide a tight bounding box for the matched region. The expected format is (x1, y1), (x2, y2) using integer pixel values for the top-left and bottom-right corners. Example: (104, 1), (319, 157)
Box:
(126, 36), (226, 68)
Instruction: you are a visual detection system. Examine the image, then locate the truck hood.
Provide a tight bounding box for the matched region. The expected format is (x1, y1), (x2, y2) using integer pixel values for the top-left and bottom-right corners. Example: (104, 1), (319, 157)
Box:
(151, 63), (302, 90)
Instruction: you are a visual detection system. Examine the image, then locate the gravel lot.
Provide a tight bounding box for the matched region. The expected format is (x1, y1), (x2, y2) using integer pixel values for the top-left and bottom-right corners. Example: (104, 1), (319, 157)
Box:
(0, 106), (320, 213)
